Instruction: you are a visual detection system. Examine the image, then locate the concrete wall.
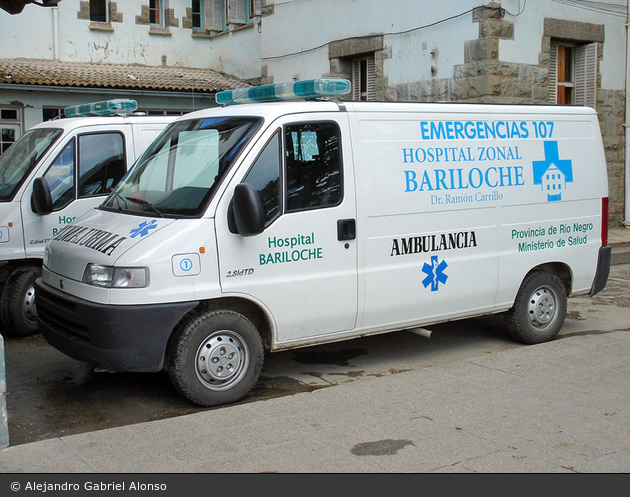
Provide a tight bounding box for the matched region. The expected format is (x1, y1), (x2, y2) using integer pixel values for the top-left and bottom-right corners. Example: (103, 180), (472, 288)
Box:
(0, 0), (262, 80)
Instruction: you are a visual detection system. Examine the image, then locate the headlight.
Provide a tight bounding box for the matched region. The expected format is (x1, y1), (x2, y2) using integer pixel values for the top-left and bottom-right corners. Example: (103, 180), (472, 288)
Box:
(83, 264), (148, 288)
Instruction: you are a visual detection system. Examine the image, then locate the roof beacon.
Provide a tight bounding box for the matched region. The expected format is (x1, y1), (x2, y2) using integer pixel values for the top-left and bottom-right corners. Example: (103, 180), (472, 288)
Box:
(215, 78), (351, 105)
(63, 99), (138, 118)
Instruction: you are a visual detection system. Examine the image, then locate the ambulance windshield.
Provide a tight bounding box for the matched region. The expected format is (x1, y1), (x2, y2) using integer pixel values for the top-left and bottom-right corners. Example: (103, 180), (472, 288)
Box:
(0, 128), (63, 202)
(102, 116), (262, 217)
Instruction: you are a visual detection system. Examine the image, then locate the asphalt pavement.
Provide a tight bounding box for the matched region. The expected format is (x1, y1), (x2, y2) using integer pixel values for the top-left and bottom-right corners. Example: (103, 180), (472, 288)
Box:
(0, 230), (629, 474)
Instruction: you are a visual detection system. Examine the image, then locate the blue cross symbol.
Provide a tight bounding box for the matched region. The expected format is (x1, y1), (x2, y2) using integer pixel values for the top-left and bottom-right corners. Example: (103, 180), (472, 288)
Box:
(129, 219), (158, 238)
(422, 255), (448, 292)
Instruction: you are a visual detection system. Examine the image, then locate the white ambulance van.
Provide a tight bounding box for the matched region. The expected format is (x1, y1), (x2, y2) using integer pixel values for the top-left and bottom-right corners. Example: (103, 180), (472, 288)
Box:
(35, 80), (611, 407)
(0, 100), (174, 335)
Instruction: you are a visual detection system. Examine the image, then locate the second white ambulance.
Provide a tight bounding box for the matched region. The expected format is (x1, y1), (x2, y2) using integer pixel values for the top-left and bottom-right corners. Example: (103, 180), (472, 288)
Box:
(0, 100), (174, 335)
(36, 80), (611, 406)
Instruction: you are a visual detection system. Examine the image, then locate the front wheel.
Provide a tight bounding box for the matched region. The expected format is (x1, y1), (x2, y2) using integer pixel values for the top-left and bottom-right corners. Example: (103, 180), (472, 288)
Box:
(5, 266), (41, 336)
(505, 270), (567, 344)
(167, 310), (264, 407)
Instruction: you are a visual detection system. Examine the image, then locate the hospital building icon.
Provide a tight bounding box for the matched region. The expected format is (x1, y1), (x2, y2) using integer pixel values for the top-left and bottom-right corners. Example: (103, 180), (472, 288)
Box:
(532, 141), (573, 202)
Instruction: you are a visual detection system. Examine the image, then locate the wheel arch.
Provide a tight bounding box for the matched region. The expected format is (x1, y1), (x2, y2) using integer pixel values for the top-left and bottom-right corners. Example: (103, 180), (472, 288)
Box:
(0, 258), (42, 284)
(168, 296), (274, 355)
(524, 261), (572, 297)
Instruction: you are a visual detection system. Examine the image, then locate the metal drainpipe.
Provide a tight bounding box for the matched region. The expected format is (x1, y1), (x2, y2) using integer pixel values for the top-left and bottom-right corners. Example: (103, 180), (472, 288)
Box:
(625, 4), (630, 227)
(52, 6), (59, 61)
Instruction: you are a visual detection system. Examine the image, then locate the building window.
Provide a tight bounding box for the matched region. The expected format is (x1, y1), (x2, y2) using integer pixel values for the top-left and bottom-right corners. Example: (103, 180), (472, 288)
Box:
(149, 0), (163, 26)
(352, 56), (375, 101)
(90, 0), (108, 22)
(0, 108), (20, 156)
(192, 0), (203, 30)
(43, 108), (63, 121)
(550, 41), (597, 108)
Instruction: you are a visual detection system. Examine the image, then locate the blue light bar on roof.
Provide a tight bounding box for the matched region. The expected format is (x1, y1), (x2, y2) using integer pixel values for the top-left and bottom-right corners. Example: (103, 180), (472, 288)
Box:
(64, 99), (138, 118)
(215, 78), (351, 105)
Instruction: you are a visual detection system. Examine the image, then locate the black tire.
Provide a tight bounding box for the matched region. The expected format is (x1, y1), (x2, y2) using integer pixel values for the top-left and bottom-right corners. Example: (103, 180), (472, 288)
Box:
(167, 310), (264, 407)
(0, 278), (12, 332)
(505, 270), (567, 344)
(5, 266), (41, 337)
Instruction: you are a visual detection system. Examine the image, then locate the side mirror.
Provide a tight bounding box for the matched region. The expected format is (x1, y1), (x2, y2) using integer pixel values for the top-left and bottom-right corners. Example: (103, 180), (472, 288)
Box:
(31, 177), (53, 215)
(231, 183), (265, 237)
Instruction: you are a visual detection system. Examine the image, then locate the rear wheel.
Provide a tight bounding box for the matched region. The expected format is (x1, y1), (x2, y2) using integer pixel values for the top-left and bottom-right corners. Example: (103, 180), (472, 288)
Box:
(5, 266), (41, 336)
(505, 270), (567, 344)
(167, 310), (264, 407)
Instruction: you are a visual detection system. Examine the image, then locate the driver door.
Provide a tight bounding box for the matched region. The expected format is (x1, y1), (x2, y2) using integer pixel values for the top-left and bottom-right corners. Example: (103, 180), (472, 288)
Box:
(216, 115), (358, 346)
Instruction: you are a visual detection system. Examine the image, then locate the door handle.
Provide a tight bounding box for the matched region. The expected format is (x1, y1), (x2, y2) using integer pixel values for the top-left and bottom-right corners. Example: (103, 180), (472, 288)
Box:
(337, 219), (356, 241)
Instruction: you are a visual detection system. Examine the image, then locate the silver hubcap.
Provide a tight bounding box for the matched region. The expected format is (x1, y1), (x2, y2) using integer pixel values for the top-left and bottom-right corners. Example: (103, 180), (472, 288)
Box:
(527, 285), (556, 330)
(195, 330), (249, 391)
(23, 282), (37, 323)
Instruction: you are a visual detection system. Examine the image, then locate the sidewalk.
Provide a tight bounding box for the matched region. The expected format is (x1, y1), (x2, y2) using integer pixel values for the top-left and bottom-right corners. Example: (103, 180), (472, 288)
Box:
(0, 228), (629, 473)
(1, 329), (629, 473)
(609, 226), (630, 264)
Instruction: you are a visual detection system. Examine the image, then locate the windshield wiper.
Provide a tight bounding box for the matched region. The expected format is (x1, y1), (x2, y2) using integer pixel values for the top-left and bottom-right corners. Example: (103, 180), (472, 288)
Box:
(109, 192), (129, 211)
(126, 195), (164, 217)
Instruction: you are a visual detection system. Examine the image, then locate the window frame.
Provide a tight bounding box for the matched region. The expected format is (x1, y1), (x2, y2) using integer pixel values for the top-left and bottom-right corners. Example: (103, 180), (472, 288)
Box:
(192, 0), (204, 31)
(89, 0), (108, 23)
(0, 107), (21, 157)
(550, 40), (597, 108)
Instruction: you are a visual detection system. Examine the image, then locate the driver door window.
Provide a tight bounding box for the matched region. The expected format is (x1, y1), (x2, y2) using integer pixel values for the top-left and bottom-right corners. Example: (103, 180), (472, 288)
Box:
(44, 132), (126, 211)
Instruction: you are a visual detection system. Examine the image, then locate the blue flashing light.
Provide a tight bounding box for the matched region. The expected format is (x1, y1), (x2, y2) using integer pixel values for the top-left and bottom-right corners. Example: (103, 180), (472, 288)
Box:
(64, 99), (138, 118)
(216, 78), (351, 105)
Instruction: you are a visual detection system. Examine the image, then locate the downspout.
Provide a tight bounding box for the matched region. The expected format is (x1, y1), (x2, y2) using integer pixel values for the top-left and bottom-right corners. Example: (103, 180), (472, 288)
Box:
(52, 6), (59, 60)
(625, 2), (630, 227)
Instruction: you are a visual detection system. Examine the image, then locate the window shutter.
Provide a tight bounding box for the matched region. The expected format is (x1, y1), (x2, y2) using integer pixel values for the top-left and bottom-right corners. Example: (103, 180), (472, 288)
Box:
(352, 56), (376, 101)
(549, 42), (558, 104)
(227, 0), (247, 24)
(574, 43), (597, 108)
(366, 57), (376, 101)
(251, 0), (262, 17)
(352, 59), (361, 100)
(204, 0), (223, 31)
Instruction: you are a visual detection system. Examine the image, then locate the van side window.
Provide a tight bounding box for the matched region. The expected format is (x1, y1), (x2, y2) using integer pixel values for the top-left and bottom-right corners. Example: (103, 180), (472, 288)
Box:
(44, 140), (75, 211)
(78, 132), (126, 198)
(285, 122), (342, 212)
(243, 131), (281, 225)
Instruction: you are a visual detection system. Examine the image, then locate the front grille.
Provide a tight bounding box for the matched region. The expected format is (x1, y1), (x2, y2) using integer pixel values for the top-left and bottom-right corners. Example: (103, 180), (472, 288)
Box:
(37, 285), (90, 340)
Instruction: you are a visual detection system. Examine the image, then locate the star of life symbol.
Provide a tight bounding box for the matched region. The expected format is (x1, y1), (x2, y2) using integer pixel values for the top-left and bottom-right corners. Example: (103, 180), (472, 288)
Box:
(422, 255), (448, 292)
(129, 219), (158, 238)
(532, 141), (573, 202)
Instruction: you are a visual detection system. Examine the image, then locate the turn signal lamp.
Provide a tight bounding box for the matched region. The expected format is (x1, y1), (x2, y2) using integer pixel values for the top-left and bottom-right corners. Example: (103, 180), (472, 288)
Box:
(64, 99), (138, 118)
(215, 78), (351, 105)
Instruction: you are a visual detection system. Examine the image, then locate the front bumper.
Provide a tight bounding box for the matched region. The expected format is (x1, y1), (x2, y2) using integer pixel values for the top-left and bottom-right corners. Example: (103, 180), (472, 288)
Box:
(36, 279), (198, 372)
